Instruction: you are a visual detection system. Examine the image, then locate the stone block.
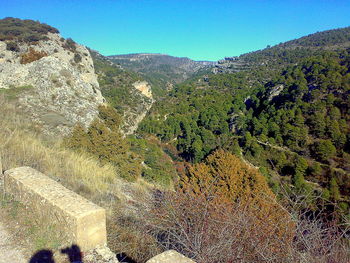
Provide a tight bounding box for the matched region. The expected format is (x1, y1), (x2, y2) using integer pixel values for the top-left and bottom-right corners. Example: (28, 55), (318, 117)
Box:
(146, 250), (195, 263)
(4, 166), (107, 251)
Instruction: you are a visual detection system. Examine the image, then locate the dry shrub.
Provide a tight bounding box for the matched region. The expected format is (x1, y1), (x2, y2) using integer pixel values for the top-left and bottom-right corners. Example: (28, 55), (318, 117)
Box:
(141, 189), (350, 263)
(107, 208), (162, 263)
(182, 149), (294, 246)
(292, 216), (350, 263)
(142, 190), (292, 263)
(20, 47), (47, 64)
(137, 150), (350, 263)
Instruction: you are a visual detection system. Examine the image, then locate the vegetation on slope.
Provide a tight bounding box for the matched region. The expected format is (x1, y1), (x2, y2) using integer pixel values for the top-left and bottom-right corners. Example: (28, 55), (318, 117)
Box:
(65, 105), (142, 181)
(0, 17), (59, 43)
(90, 50), (145, 112)
(0, 95), (116, 197)
(281, 26), (350, 47)
(0, 94), (156, 260)
(138, 30), (350, 219)
(139, 150), (349, 263)
(238, 26), (350, 71)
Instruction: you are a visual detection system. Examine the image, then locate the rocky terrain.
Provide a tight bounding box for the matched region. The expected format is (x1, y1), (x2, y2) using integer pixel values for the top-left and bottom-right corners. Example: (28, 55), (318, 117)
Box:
(212, 56), (249, 74)
(0, 31), (105, 136)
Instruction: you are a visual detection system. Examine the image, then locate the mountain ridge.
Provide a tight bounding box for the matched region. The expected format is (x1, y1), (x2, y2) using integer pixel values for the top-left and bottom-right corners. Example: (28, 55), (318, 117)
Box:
(107, 53), (215, 96)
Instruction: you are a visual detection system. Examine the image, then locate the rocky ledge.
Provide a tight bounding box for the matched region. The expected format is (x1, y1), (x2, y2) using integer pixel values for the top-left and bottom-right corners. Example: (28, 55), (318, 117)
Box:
(0, 33), (105, 136)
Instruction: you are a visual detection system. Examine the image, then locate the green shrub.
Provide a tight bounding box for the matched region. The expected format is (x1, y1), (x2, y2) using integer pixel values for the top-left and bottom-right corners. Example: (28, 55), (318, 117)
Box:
(65, 105), (142, 181)
(0, 17), (59, 43)
(63, 38), (76, 52)
(314, 139), (337, 162)
(129, 137), (177, 187)
(6, 41), (19, 52)
(74, 53), (82, 63)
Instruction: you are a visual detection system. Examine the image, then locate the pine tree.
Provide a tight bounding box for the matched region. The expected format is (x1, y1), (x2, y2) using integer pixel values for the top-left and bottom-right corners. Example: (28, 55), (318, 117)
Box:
(329, 177), (341, 201)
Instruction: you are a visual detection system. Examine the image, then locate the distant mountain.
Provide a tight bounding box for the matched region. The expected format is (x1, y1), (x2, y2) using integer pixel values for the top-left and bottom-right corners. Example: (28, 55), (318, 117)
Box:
(108, 53), (215, 96)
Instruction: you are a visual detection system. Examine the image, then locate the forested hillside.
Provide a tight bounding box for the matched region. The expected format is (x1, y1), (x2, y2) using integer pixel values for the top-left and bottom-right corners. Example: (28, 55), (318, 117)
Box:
(241, 26), (350, 69)
(217, 26), (350, 76)
(138, 28), (350, 218)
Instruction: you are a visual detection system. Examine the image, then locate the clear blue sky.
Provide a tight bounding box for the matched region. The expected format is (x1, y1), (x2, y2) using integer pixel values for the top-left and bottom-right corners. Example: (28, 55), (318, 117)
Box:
(1, 0), (350, 61)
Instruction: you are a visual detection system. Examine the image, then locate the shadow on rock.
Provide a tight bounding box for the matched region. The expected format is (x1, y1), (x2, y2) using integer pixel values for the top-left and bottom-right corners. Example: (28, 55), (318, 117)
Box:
(29, 250), (55, 263)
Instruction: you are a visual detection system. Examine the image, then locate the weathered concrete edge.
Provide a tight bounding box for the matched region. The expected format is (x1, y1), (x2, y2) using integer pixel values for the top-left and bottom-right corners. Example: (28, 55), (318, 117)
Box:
(3, 166), (107, 251)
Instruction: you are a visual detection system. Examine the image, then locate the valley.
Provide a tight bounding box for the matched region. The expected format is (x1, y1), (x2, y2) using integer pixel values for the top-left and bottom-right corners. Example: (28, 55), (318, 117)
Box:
(0, 17), (349, 263)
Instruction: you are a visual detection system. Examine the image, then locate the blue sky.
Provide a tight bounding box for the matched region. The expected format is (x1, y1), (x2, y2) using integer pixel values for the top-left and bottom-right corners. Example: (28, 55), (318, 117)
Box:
(1, 0), (350, 61)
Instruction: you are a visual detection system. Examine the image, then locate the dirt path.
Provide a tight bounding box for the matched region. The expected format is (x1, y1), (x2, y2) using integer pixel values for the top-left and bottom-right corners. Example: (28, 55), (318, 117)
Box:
(0, 219), (27, 263)
(0, 172), (27, 263)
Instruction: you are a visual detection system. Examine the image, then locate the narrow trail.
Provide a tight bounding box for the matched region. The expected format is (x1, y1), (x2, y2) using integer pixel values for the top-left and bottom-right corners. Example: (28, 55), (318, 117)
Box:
(0, 174), (27, 263)
(256, 139), (293, 153)
(0, 219), (27, 263)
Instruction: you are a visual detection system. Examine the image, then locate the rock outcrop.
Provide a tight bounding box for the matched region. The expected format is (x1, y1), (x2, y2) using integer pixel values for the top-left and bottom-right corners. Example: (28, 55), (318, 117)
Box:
(132, 80), (153, 99)
(146, 250), (195, 263)
(122, 80), (154, 135)
(84, 245), (119, 263)
(267, 84), (284, 101)
(0, 33), (105, 135)
(212, 56), (249, 74)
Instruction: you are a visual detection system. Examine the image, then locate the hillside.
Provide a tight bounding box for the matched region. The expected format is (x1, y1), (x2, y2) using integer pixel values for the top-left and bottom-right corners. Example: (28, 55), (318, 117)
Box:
(108, 53), (214, 96)
(139, 26), (350, 218)
(0, 17), (104, 135)
(215, 26), (350, 74)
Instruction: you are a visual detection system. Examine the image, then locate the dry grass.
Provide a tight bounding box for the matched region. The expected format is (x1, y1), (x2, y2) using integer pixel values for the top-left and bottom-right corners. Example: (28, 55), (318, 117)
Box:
(0, 95), (155, 261)
(0, 95), (119, 201)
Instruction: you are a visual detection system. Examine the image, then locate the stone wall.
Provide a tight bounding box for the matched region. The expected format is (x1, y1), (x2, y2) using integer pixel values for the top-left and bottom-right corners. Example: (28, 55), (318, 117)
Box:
(2, 165), (196, 262)
(3, 166), (107, 251)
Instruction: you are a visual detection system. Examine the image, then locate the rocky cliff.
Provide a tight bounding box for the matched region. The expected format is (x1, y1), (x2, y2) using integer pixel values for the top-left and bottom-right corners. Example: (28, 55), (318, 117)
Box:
(0, 19), (105, 135)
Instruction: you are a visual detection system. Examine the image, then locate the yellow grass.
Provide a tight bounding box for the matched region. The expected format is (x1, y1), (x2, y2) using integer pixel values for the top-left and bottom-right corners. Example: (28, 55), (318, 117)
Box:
(0, 95), (157, 259)
(0, 96), (116, 198)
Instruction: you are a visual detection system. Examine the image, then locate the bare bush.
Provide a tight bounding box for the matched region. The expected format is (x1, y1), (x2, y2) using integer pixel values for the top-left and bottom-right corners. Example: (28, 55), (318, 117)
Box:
(20, 48), (47, 64)
(140, 189), (350, 263)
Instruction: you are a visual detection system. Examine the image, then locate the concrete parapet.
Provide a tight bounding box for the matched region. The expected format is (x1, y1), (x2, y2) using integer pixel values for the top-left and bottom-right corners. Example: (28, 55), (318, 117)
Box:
(146, 250), (195, 263)
(4, 166), (107, 251)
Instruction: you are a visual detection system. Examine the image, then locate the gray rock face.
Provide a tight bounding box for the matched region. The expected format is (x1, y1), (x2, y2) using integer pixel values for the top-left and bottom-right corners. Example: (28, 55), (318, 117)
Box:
(84, 245), (119, 263)
(0, 33), (105, 135)
(122, 80), (154, 135)
(146, 250), (195, 263)
(267, 84), (284, 101)
(213, 56), (249, 74)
